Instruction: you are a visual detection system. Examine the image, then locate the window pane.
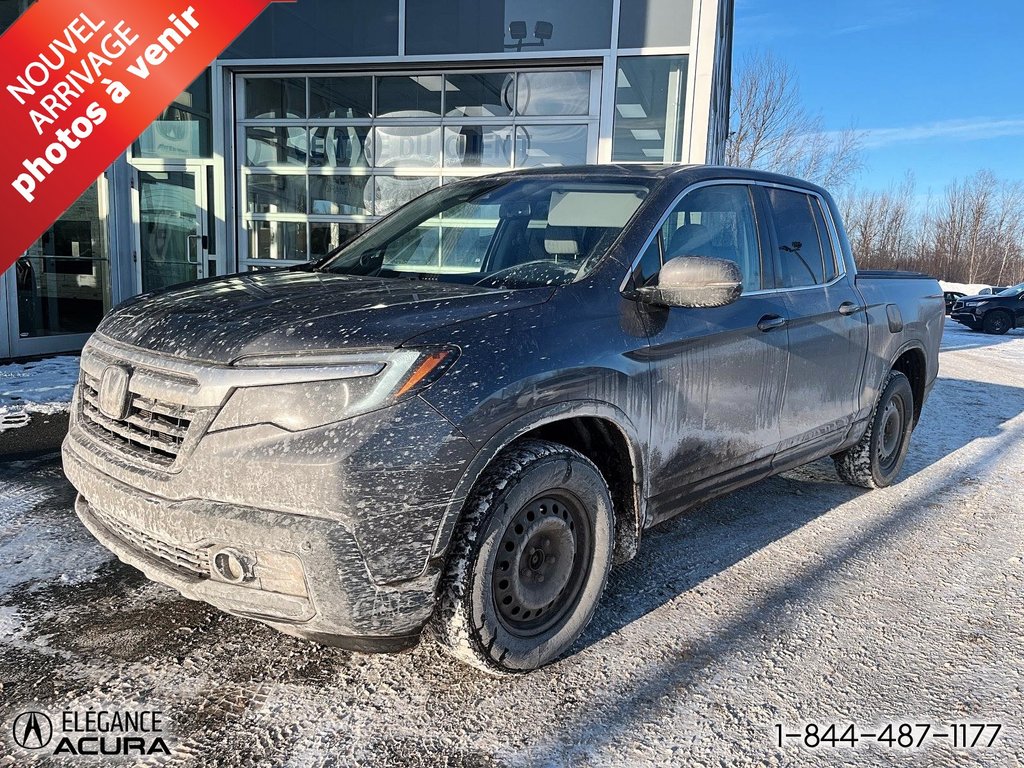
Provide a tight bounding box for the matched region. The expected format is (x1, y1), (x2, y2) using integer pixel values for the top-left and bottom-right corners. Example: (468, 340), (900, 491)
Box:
(248, 221), (307, 260)
(321, 178), (650, 287)
(311, 222), (367, 258)
(247, 174), (307, 214)
(383, 209), (499, 272)
(224, 0), (398, 58)
(138, 171), (202, 293)
(613, 56), (687, 162)
(516, 71), (590, 115)
(133, 71), (212, 159)
(405, 0), (612, 55)
(812, 198), (839, 281)
(766, 188), (826, 288)
(377, 75), (444, 118)
(310, 77), (373, 119)
(515, 125), (589, 167)
(245, 78), (305, 119)
(618, 0), (693, 48)
(310, 176), (374, 216)
(18, 182), (111, 337)
(309, 126), (372, 168)
(662, 185), (762, 292)
(445, 73), (515, 117)
(374, 126), (443, 169)
(634, 237), (662, 288)
(444, 126), (514, 168)
(375, 176), (440, 216)
(245, 127), (308, 167)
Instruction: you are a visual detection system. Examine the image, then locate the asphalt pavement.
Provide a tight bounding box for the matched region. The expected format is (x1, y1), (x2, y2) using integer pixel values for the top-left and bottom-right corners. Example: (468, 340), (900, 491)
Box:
(1, 319), (1021, 766)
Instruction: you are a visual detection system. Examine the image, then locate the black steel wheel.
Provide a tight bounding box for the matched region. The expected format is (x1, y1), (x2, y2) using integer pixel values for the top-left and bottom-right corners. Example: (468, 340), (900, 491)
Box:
(431, 440), (614, 674)
(834, 370), (915, 489)
(492, 492), (592, 637)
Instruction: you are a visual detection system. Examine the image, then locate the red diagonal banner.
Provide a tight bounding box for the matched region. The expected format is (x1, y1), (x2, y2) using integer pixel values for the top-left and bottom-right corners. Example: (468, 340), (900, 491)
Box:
(0, 0), (294, 268)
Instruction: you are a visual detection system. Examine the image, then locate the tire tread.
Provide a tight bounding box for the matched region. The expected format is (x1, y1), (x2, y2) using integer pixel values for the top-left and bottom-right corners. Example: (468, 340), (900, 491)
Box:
(430, 439), (610, 675)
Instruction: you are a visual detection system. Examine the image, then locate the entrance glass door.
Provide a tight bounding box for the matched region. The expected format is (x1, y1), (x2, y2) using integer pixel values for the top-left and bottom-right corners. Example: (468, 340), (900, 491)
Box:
(4, 180), (112, 358)
(135, 169), (208, 293)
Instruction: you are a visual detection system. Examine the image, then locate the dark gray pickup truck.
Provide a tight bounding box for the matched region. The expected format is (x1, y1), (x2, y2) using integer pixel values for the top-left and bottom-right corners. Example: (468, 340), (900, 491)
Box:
(63, 166), (944, 674)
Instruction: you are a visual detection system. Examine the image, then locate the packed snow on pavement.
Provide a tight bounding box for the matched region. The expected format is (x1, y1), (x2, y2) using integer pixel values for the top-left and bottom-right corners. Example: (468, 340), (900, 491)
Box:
(0, 319), (1021, 766)
(0, 356), (79, 432)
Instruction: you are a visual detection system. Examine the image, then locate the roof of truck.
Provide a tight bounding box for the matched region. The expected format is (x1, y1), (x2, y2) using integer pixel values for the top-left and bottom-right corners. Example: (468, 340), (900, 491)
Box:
(501, 163), (833, 197)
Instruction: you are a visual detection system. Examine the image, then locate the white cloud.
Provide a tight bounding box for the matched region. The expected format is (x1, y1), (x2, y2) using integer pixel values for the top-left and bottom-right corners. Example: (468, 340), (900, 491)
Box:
(855, 118), (1024, 148)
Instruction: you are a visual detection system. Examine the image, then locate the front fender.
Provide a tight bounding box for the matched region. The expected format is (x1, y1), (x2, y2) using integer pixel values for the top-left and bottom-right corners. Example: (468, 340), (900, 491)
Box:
(428, 400), (647, 562)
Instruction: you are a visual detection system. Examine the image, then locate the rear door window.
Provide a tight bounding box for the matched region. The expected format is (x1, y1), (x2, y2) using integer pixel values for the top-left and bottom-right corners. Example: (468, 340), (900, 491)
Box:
(811, 198), (839, 282)
(766, 188), (827, 288)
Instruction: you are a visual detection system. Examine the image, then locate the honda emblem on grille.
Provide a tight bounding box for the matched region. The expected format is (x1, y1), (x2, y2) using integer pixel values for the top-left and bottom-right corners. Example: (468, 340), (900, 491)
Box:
(98, 365), (132, 420)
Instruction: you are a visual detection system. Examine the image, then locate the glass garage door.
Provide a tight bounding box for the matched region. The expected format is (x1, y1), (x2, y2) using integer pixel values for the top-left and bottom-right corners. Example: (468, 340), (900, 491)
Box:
(236, 68), (601, 269)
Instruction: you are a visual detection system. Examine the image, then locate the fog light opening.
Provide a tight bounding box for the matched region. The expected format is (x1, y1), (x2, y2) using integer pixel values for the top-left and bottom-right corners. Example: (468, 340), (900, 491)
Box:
(213, 549), (252, 584)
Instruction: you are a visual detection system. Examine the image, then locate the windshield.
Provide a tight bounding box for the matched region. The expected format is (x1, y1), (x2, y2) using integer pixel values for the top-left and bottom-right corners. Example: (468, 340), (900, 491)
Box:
(317, 176), (650, 289)
(996, 283), (1024, 296)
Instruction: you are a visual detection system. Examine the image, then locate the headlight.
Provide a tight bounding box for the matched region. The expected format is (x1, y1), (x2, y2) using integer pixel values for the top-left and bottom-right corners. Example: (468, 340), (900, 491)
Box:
(969, 301), (989, 309)
(209, 347), (456, 432)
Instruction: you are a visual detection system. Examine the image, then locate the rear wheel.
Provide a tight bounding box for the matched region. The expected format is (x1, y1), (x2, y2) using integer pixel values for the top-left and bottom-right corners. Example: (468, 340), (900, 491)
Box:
(431, 439), (614, 674)
(834, 371), (914, 489)
(983, 310), (1012, 335)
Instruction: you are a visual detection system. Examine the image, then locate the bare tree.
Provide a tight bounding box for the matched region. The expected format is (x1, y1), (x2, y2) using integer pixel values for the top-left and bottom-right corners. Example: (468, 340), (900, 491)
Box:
(847, 170), (1024, 284)
(726, 51), (863, 189)
(840, 173), (917, 271)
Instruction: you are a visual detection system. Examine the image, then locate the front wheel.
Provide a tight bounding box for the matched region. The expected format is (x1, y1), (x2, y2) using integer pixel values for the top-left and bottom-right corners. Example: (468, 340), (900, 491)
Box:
(431, 439), (614, 674)
(833, 371), (914, 489)
(983, 310), (1012, 335)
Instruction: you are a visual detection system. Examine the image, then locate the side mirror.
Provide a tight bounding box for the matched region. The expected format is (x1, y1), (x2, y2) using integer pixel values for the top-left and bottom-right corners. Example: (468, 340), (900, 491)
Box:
(635, 256), (743, 308)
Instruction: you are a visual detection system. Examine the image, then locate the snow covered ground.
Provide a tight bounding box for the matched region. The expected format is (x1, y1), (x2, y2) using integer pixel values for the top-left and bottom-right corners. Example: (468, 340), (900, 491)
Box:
(0, 356), (79, 432)
(1, 319), (1021, 765)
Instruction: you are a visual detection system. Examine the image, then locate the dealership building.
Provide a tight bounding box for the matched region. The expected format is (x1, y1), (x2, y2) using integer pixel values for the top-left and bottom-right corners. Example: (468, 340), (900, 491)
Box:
(0, 0), (734, 359)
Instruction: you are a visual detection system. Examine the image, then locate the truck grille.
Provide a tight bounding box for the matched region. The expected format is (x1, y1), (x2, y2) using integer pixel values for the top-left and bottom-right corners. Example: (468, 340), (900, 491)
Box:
(92, 506), (210, 579)
(80, 371), (195, 467)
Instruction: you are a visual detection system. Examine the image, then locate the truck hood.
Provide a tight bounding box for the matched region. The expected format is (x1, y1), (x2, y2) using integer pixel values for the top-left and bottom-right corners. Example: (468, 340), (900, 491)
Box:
(96, 269), (553, 364)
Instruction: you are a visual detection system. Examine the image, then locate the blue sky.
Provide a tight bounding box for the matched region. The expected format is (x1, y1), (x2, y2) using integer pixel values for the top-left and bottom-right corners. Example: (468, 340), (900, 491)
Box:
(732, 0), (1024, 195)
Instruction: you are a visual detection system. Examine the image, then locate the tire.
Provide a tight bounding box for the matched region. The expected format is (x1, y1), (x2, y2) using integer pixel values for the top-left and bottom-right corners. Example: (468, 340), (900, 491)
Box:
(982, 310), (1012, 335)
(833, 371), (914, 489)
(431, 439), (614, 674)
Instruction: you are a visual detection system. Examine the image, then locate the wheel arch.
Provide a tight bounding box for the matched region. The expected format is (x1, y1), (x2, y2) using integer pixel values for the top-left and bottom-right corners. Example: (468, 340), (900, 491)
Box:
(431, 402), (646, 567)
(889, 343), (927, 426)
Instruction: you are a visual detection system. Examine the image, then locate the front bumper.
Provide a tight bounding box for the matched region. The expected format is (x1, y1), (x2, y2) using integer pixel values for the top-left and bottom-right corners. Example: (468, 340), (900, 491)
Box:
(950, 307), (983, 324)
(64, 444), (439, 648)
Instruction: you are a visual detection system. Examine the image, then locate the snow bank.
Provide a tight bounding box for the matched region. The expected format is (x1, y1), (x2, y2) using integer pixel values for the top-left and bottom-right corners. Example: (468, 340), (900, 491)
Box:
(0, 355), (80, 432)
(939, 281), (992, 296)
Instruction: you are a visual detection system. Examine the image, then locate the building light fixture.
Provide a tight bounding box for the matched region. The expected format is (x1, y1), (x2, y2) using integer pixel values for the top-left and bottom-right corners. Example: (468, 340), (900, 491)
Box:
(505, 21), (554, 52)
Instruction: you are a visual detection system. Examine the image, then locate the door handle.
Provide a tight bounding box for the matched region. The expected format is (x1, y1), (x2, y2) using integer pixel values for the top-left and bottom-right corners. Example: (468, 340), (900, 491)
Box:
(838, 301), (862, 316)
(186, 234), (202, 265)
(757, 314), (787, 332)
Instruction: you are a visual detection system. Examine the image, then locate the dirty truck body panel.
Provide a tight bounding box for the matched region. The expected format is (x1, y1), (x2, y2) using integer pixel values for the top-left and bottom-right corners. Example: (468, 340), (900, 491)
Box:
(62, 165), (944, 650)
